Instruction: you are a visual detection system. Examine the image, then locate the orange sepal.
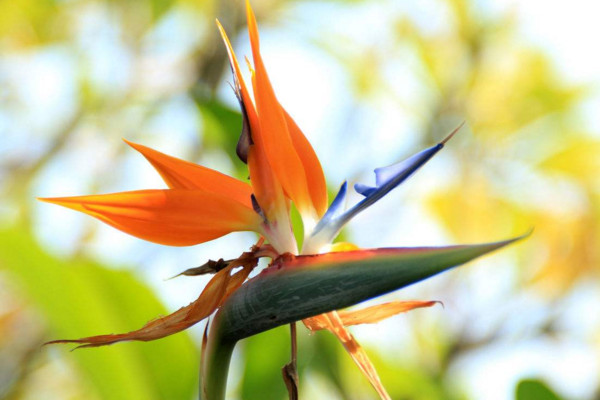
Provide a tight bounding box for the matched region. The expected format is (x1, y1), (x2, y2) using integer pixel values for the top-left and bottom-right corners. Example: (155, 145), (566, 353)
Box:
(304, 311), (391, 400)
(283, 110), (327, 217)
(246, 1), (316, 217)
(46, 254), (257, 348)
(39, 189), (262, 246)
(217, 18), (287, 221)
(124, 139), (253, 206)
(303, 300), (439, 330)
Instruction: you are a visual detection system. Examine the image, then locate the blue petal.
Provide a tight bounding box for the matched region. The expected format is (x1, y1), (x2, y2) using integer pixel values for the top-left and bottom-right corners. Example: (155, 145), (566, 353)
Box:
(341, 143), (443, 225)
(311, 181), (347, 236)
(353, 145), (442, 198)
(354, 183), (376, 197)
(305, 124), (463, 251)
(307, 142), (446, 248)
(375, 147), (441, 187)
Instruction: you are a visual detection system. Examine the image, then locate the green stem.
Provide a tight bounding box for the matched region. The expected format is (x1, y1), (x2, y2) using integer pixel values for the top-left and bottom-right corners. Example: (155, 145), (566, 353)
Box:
(199, 317), (237, 400)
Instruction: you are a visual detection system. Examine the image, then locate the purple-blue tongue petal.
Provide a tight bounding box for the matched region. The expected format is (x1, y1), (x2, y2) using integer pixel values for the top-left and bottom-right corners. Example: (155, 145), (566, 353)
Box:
(307, 142), (444, 249)
(343, 142), (443, 223)
(353, 144), (443, 198)
(357, 143), (442, 194)
(307, 131), (459, 250)
(354, 183), (376, 197)
(306, 123), (463, 254)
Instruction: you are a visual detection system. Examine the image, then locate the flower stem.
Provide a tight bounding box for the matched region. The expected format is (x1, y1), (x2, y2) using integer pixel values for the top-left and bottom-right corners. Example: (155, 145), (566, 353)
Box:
(199, 318), (236, 400)
(290, 322), (297, 365)
(282, 322), (299, 400)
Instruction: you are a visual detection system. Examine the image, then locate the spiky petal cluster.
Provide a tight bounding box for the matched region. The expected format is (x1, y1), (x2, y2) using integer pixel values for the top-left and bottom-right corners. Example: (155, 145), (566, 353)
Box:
(41, 3), (462, 398)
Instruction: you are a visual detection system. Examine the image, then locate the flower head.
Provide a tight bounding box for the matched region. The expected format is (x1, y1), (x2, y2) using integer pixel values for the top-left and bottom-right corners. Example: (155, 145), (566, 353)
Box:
(41, 2), (469, 399)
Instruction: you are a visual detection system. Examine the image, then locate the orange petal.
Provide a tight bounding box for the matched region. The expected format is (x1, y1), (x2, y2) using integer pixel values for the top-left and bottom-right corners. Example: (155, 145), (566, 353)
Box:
(39, 189), (262, 246)
(217, 19), (288, 222)
(284, 110), (327, 217)
(124, 139), (253, 206)
(216, 19), (258, 163)
(216, 19), (256, 127)
(304, 301), (439, 330)
(306, 311), (391, 400)
(245, 1), (318, 218)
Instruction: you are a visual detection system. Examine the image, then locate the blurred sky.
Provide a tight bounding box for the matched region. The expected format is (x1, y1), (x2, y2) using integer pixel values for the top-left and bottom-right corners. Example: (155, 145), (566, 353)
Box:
(5, 0), (600, 399)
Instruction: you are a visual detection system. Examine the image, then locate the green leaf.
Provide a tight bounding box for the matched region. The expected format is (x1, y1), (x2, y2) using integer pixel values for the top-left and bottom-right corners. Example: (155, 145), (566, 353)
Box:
(0, 229), (197, 400)
(516, 379), (563, 400)
(217, 234), (528, 341)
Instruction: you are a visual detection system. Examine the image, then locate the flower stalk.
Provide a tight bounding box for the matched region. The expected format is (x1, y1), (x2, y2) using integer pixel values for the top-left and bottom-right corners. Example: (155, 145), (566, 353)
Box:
(200, 317), (236, 400)
(281, 322), (299, 400)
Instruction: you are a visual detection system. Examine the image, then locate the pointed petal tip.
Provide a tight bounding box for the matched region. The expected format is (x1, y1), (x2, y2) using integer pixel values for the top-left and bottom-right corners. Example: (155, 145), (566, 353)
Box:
(122, 137), (142, 152)
(37, 196), (83, 210)
(440, 120), (466, 145)
(122, 138), (152, 156)
(215, 19), (229, 46)
(122, 137), (135, 146)
(245, 0), (254, 17)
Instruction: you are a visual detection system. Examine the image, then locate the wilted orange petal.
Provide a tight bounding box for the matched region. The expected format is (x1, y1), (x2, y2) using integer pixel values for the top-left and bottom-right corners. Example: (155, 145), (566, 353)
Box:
(224, 268), (250, 300)
(304, 301), (439, 330)
(310, 311), (391, 400)
(338, 300), (439, 325)
(47, 252), (261, 349)
(46, 264), (234, 348)
(124, 139), (253, 206)
(39, 189), (262, 246)
(246, 1), (315, 217)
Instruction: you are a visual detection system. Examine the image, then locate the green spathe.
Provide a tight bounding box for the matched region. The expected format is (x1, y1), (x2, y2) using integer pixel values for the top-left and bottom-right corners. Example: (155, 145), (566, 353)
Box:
(218, 235), (527, 341)
(200, 234), (528, 399)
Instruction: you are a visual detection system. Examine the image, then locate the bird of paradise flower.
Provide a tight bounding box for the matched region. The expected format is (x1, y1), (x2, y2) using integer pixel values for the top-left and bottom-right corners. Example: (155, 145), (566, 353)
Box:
(40, 2), (526, 399)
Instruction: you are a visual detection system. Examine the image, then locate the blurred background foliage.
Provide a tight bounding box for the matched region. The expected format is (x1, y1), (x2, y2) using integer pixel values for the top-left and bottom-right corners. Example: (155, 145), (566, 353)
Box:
(1, 0), (598, 399)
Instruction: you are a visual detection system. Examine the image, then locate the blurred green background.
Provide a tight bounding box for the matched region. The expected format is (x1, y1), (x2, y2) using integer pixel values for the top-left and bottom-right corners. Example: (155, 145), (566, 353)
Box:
(1, 0), (599, 399)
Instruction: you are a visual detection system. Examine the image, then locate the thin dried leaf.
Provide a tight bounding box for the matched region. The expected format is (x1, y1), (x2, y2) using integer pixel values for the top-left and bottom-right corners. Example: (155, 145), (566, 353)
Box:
(304, 300), (439, 331)
(315, 311), (391, 400)
(47, 266), (233, 348)
(168, 258), (231, 279)
(47, 252), (259, 349)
